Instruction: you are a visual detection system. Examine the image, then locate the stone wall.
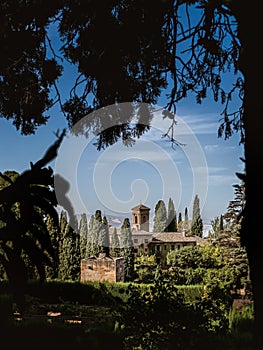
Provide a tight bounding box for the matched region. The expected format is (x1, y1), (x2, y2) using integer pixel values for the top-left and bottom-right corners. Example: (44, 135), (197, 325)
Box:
(80, 254), (124, 283)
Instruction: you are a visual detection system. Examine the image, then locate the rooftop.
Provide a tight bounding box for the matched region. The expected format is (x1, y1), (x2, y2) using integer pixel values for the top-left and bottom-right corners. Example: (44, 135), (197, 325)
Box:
(131, 204), (151, 211)
(151, 232), (204, 243)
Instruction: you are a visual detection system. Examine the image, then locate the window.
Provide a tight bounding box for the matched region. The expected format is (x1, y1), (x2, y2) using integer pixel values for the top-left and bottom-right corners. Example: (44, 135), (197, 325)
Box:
(177, 244), (181, 249)
(156, 245), (160, 252)
(164, 245), (167, 250)
(144, 239), (148, 243)
(134, 239), (138, 243)
(171, 244), (175, 250)
(134, 215), (138, 224)
(143, 215), (147, 223)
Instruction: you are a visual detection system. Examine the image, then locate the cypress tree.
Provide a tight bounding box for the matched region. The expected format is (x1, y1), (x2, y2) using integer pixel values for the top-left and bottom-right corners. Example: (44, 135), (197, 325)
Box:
(59, 210), (68, 255)
(91, 210), (103, 256)
(191, 195), (203, 237)
(184, 207), (189, 222)
(177, 212), (183, 231)
(219, 214), (224, 231)
(166, 197), (177, 232)
(45, 214), (60, 279)
(120, 218), (134, 281)
(102, 216), (110, 256)
(59, 210), (68, 237)
(86, 215), (95, 258)
(153, 199), (167, 233)
(79, 213), (88, 259)
(58, 222), (80, 281)
(184, 207), (190, 233)
(110, 227), (120, 257)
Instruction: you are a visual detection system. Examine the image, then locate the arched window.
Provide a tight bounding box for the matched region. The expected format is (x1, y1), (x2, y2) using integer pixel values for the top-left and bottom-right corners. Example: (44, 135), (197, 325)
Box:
(134, 215), (138, 224)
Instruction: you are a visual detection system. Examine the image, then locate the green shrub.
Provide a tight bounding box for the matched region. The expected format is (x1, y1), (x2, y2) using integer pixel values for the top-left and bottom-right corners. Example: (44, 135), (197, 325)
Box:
(229, 302), (254, 333)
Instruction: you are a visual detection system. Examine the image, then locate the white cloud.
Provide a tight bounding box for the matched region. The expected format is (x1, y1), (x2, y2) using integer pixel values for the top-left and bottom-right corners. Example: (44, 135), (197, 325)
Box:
(176, 114), (219, 135)
(208, 174), (238, 186)
(204, 144), (220, 153)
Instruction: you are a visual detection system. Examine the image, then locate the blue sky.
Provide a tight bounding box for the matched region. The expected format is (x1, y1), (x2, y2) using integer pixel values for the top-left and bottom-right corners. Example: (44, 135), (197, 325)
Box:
(0, 93), (244, 229)
(0, 14), (244, 229)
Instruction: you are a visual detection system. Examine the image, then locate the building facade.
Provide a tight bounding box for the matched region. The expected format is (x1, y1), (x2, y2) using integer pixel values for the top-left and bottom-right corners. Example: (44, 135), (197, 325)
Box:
(148, 232), (204, 265)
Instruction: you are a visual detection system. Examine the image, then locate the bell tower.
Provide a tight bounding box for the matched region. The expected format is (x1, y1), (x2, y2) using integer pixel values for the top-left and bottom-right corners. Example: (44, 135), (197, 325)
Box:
(131, 204), (150, 231)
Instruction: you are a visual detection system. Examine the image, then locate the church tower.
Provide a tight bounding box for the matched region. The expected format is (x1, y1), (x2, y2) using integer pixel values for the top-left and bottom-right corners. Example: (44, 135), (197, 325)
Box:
(131, 204), (150, 231)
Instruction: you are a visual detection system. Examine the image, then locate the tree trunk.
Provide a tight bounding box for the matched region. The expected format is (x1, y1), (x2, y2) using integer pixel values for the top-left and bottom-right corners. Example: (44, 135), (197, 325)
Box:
(233, 3), (262, 349)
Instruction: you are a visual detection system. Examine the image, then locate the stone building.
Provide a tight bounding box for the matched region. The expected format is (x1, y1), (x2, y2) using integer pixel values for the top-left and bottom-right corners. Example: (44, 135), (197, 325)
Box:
(131, 204), (150, 232)
(131, 229), (153, 256)
(80, 253), (124, 283)
(148, 232), (204, 265)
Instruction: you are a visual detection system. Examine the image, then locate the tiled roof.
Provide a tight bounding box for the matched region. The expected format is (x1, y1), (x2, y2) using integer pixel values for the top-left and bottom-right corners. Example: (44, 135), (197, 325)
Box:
(109, 227), (152, 235)
(131, 204), (151, 211)
(151, 232), (203, 243)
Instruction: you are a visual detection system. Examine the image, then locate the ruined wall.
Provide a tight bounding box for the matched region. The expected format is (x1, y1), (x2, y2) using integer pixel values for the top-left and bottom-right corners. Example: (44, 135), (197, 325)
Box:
(80, 256), (124, 283)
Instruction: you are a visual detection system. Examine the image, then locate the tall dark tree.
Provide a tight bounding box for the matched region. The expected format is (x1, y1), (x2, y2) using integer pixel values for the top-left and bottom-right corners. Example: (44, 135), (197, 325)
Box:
(79, 213), (88, 260)
(211, 216), (220, 238)
(102, 216), (110, 257)
(177, 212), (183, 232)
(224, 181), (245, 233)
(45, 214), (60, 279)
(85, 209), (107, 257)
(219, 215), (224, 232)
(166, 197), (177, 232)
(59, 210), (68, 240)
(153, 200), (167, 233)
(93, 209), (104, 256)
(184, 207), (189, 223)
(85, 215), (95, 258)
(58, 221), (80, 281)
(191, 195), (203, 237)
(120, 218), (134, 282)
(110, 227), (120, 258)
(183, 207), (190, 233)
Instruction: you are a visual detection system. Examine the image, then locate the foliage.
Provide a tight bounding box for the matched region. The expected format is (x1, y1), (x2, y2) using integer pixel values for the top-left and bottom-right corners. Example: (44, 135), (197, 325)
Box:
(102, 215), (110, 257)
(116, 273), (231, 349)
(45, 214), (60, 279)
(134, 254), (157, 284)
(110, 227), (120, 258)
(79, 213), (88, 260)
(229, 302), (254, 334)
(166, 241), (249, 293)
(120, 218), (134, 282)
(0, 130), (66, 308)
(58, 222), (80, 282)
(166, 197), (177, 232)
(85, 210), (107, 257)
(0, 1), (244, 144)
(190, 194), (203, 237)
(153, 199), (167, 233)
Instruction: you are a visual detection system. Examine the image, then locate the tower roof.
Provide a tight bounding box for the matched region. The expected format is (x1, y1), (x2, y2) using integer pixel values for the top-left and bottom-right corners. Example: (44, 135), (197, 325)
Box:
(131, 204), (150, 211)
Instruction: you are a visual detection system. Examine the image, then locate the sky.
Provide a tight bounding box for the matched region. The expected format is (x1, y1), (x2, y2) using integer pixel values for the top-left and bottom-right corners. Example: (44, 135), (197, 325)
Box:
(0, 14), (244, 231)
(0, 90), (244, 230)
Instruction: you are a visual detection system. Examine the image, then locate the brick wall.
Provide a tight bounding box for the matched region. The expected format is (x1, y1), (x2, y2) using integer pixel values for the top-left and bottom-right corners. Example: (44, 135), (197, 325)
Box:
(80, 255), (124, 283)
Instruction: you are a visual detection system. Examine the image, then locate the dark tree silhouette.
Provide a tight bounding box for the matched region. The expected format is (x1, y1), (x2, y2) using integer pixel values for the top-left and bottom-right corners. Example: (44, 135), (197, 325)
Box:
(0, 129), (66, 310)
